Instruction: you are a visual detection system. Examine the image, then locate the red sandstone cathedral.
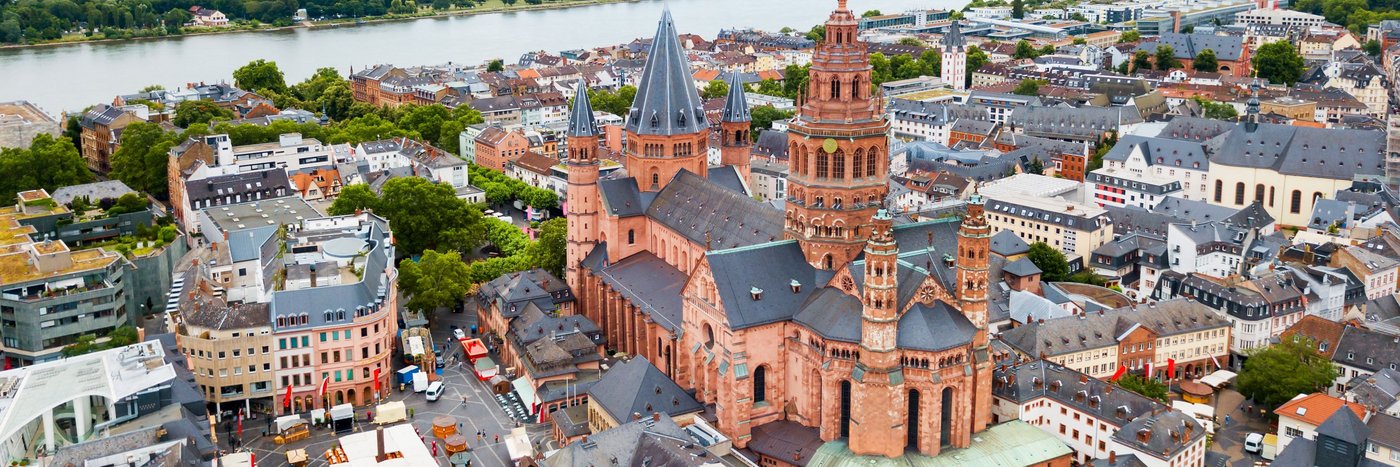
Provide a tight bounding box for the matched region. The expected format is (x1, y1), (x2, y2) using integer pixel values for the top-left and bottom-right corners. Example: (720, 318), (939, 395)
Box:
(564, 0), (993, 458)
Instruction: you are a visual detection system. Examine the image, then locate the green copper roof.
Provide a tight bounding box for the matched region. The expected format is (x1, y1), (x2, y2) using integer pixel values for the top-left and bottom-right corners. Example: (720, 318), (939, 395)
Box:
(805, 421), (1071, 467)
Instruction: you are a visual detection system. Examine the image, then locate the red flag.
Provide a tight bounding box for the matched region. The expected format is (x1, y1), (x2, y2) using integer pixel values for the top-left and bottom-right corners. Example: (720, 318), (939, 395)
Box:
(283, 385), (293, 408)
(373, 368), (381, 389)
(1110, 365), (1127, 382)
(318, 376), (330, 398)
(1167, 358), (1176, 379)
(237, 414), (243, 437)
(1145, 362), (1152, 379)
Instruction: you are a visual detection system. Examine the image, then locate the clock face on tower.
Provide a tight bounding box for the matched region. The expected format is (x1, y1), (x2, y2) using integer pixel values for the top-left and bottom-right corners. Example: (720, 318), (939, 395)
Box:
(822, 138), (839, 154)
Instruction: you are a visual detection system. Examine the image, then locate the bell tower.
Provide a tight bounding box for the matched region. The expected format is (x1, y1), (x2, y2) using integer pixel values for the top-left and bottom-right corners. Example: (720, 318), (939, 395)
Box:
(956, 190), (993, 434)
(565, 79), (601, 299)
(720, 73), (753, 180)
(784, 0), (890, 270)
(848, 209), (906, 458)
(941, 20), (967, 91)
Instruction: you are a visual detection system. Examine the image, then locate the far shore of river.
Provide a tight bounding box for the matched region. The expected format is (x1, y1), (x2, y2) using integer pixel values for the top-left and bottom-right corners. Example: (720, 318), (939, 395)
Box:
(0, 0), (638, 51)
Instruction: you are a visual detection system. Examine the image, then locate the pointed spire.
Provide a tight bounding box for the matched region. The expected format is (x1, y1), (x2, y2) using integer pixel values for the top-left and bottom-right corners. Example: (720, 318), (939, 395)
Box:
(721, 73), (751, 123)
(568, 79), (599, 137)
(625, 9), (706, 136)
(942, 20), (965, 51)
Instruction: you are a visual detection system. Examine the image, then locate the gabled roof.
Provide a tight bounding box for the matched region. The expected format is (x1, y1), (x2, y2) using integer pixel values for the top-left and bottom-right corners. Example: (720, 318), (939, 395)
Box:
(1315, 404), (1370, 445)
(942, 20), (965, 50)
(990, 229), (1030, 256)
(644, 170), (782, 250)
(1276, 393), (1367, 428)
(625, 9), (707, 136)
(588, 357), (702, 423)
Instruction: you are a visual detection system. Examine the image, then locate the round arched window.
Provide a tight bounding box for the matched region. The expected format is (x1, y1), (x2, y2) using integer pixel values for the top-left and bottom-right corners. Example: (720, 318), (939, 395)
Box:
(703, 323), (715, 349)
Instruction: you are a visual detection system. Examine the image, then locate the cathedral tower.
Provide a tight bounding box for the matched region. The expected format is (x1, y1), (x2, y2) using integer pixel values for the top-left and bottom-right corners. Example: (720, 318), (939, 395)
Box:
(956, 190), (993, 434)
(940, 20), (966, 91)
(784, 0), (890, 270)
(565, 79), (601, 299)
(849, 209), (907, 457)
(624, 9), (710, 192)
(719, 73), (753, 180)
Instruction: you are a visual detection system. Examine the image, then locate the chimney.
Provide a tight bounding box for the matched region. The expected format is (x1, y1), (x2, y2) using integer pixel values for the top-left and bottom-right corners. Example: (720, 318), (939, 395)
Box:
(652, 412), (662, 422)
(375, 426), (387, 462)
(632, 412), (642, 421)
(1109, 452), (1117, 464)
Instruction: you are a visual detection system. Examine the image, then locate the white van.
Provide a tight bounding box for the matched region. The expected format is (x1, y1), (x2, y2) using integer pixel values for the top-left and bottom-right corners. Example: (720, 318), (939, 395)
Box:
(425, 381), (444, 402)
(1244, 433), (1264, 454)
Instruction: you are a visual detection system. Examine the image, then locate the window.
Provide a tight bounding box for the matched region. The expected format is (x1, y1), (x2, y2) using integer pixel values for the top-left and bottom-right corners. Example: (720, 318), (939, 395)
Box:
(817, 152), (830, 179)
(754, 366), (767, 403)
(1234, 182), (1245, 205)
(1214, 180), (1223, 202)
(1291, 190), (1303, 214)
(1286, 427), (1304, 438)
(628, 230), (636, 245)
(1255, 184), (1264, 203)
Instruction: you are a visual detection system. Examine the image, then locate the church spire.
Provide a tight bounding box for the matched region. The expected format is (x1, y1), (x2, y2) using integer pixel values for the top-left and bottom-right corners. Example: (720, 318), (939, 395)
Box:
(625, 8), (705, 136)
(721, 73), (751, 123)
(568, 79), (599, 137)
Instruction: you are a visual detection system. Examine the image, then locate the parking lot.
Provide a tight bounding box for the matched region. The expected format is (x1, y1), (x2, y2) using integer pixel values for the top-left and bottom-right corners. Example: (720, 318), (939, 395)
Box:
(230, 307), (553, 467)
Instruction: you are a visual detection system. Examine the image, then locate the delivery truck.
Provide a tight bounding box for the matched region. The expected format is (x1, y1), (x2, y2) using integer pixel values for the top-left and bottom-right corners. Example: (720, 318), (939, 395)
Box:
(413, 371), (429, 392)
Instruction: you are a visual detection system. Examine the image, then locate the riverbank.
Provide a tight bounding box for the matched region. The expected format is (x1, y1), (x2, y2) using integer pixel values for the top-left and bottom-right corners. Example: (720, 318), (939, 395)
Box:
(0, 0), (638, 51)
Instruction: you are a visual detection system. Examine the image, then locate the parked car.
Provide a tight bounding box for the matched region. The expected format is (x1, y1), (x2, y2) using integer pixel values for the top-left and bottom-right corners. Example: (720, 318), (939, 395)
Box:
(425, 381), (444, 402)
(1244, 433), (1264, 454)
(453, 328), (466, 340)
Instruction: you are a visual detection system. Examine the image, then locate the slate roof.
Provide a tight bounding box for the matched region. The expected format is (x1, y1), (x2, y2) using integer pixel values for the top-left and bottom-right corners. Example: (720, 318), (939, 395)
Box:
(184, 169), (293, 208)
(588, 357), (703, 423)
(1334, 325), (1400, 373)
(625, 10), (707, 136)
(708, 241), (823, 330)
(994, 360), (1166, 430)
(1000, 299), (1228, 358)
(478, 268), (573, 320)
(752, 129), (789, 160)
(269, 216), (395, 331)
(1137, 34), (1245, 61)
(747, 421), (824, 466)
(943, 20), (965, 50)
(707, 165), (749, 197)
(1151, 198), (1271, 229)
(1008, 105), (1142, 141)
(1103, 135), (1209, 170)
(792, 287), (864, 343)
(721, 73), (751, 123)
(567, 79), (599, 138)
(990, 229), (1030, 256)
(598, 177), (650, 217)
(594, 251), (686, 333)
(545, 415), (700, 467)
(897, 301), (977, 352)
(644, 170), (782, 249)
(1345, 368), (1400, 412)
(1208, 122), (1385, 180)
(1112, 410), (1206, 461)
(1368, 413), (1400, 450)
(1316, 406), (1370, 446)
(1003, 257), (1041, 276)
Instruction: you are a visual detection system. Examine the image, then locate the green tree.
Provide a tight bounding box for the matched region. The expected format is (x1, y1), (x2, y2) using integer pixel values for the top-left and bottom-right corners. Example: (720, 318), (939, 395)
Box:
(1154, 45), (1181, 70)
(1253, 41), (1307, 85)
(328, 184), (380, 215)
(1116, 374), (1169, 402)
(61, 325), (138, 356)
(701, 79), (729, 100)
(1087, 133), (1115, 173)
(862, 9), (882, 17)
(1192, 48), (1218, 73)
(1130, 50), (1152, 72)
(172, 100), (235, 128)
(1238, 336), (1340, 412)
(487, 59), (504, 72)
(753, 79), (785, 97)
(587, 85), (638, 117)
(1012, 0), (1024, 18)
(108, 122), (175, 198)
(1038, 44), (1056, 56)
(806, 24), (826, 42)
(1118, 30), (1141, 43)
(783, 64), (811, 99)
(897, 37), (924, 47)
(526, 217), (566, 278)
(290, 67), (346, 103)
(162, 8), (190, 34)
(965, 45), (990, 87)
(0, 134), (93, 204)
(1025, 156), (1045, 174)
(1073, 37), (1086, 45)
(1027, 242), (1070, 282)
(750, 106), (794, 134)
(398, 249), (472, 314)
(1013, 79), (1045, 96)
(1365, 39), (1383, 56)
(1192, 97), (1238, 120)
(1014, 39), (1038, 59)
(232, 59), (288, 94)
(317, 82), (356, 121)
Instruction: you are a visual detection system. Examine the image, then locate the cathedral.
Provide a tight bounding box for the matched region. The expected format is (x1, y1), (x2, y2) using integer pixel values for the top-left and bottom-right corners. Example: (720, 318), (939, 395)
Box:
(563, 0), (994, 458)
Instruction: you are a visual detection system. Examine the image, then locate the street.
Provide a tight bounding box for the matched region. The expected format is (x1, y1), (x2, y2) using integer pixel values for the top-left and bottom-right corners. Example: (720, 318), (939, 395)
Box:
(1206, 388), (1274, 467)
(229, 306), (553, 467)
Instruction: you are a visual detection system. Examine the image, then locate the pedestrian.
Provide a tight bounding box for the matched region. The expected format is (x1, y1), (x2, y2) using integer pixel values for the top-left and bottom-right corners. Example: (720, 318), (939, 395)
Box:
(432, 440), (438, 456)
(494, 434), (500, 443)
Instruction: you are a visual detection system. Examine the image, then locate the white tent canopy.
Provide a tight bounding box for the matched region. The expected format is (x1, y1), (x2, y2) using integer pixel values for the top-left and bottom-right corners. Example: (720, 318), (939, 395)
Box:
(1200, 370), (1237, 388)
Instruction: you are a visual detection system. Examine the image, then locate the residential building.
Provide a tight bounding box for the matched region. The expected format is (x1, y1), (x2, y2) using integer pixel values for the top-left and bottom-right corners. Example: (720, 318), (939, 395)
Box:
(1134, 34), (1250, 77)
(1272, 406), (1384, 467)
(354, 138), (475, 199)
(459, 123), (489, 164)
(0, 191), (130, 366)
(992, 360), (1207, 466)
(503, 303), (605, 423)
(1300, 62), (1390, 118)
(982, 174), (1114, 260)
(475, 126), (531, 172)
(509, 151), (560, 191)
(172, 271), (275, 415)
(1276, 393), (1369, 453)
(748, 157), (788, 203)
(585, 357), (703, 433)
(0, 101), (59, 149)
(1088, 166), (1182, 209)
(78, 104), (143, 172)
(1332, 245), (1400, 300)
(1153, 271), (1307, 363)
(188, 6), (228, 26)
(1233, 8), (1327, 27)
(999, 299), (1231, 380)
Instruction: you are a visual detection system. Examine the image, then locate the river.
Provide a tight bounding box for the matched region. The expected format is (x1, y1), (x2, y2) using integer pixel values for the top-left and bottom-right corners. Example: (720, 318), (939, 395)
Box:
(0, 0), (967, 115)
